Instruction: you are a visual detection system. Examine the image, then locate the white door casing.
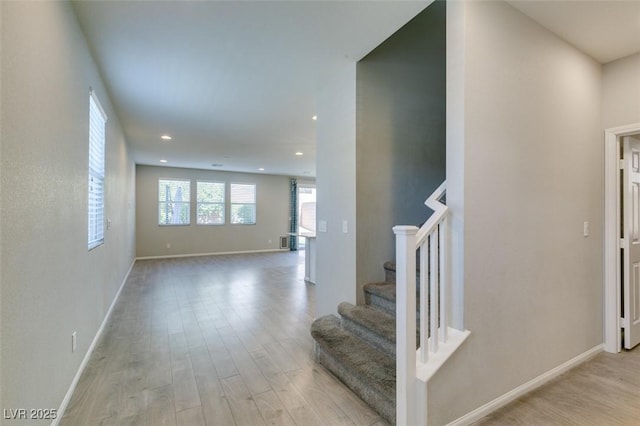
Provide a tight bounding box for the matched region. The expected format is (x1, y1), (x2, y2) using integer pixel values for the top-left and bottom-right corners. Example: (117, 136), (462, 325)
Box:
(623, 136), (640, 350)
(604, 123), (640, 354)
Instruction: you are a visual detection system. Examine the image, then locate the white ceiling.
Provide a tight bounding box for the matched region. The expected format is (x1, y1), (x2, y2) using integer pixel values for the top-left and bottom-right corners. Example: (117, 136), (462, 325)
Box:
(73, 1), (640, 178)
(72, 0), (431, 177)
(507, 0), (640, 64)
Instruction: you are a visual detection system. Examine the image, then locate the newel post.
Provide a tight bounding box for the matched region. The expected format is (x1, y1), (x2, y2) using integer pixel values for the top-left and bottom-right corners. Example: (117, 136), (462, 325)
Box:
(393, 225), (418, 426)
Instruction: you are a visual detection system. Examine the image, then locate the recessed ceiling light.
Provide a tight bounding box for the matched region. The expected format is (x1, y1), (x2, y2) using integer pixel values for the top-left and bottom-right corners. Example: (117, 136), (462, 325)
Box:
(259, 168), (265, 171)
(295, 152), (304, 156)
(160, 135), (172, 140)
(160, 159), (168, 163)
(312, 115), (317, 121)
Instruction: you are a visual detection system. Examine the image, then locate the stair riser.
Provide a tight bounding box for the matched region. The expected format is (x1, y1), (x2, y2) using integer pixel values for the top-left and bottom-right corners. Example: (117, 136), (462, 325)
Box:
(315, 344), (396, 425)
(385, 268), (396, 284)
(364, 293), (426, 319)
(364, 292), (396, 317)
(341, 317), (396, 358)
(383, 266), (421, 285)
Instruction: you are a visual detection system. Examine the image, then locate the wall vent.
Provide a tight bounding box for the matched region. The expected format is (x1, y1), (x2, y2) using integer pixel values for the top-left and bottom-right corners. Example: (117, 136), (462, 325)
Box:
(279, 236), (289, 249)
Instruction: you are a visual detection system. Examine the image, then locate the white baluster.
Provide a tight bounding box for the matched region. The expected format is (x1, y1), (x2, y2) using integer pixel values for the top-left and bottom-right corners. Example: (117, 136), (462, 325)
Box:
(430, 228), (439, 353)
(440, 217), (448, 343)
(420, 242), (428, 363)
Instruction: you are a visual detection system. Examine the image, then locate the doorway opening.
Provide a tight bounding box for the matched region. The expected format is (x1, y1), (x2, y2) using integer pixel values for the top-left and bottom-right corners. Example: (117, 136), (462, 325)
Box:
(297, 185), (316, 250)
(604, 123), (640, 353)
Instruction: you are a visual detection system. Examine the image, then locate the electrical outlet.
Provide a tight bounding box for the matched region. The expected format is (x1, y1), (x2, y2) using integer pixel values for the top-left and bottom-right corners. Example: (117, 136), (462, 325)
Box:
(166, 243), (171, 249)
(72, 332), (77, 353)
(268, 239), (272, 244)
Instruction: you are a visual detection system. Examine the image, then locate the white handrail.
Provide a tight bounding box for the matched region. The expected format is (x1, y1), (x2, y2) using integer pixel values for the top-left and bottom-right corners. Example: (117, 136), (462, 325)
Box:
(394, 180), (469, 425)
(415, 181), (447, 247)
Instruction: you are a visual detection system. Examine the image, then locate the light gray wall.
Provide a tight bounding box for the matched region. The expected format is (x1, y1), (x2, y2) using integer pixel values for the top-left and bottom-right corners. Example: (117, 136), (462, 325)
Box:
(356, 1), (446, 303)
(315, 62), (357, 316)
(432, 2), (603, 424)
(0, 1), (136, 422)
(0, 0), (3, 416)
(136, 165), (290, 257)
(603, 52), (640, 129)
(446, 0), (466, 330)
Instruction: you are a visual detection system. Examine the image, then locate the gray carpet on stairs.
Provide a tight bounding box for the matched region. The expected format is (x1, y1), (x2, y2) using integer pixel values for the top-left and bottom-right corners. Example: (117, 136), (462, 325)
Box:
(310, 260), (423, 425)
(338, 302), (396, 357)
(311, 315), (396, 424)
(363, 282), (397, 316)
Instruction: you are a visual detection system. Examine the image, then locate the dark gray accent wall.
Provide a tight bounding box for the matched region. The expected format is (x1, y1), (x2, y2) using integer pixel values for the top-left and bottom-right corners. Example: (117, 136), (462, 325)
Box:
(356, 1), (446, 301)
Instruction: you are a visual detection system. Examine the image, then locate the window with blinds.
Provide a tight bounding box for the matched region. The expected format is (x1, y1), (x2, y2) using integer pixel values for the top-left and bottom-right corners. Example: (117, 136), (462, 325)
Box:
(158, 179), (191, 225)
(197, 181), (225, 225)
(88, 91), (107, 250)
(230, 183), (256, 224)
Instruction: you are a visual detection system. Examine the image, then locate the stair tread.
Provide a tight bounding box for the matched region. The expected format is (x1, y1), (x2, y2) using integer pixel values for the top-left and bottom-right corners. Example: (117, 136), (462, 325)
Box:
(311, 315), (395, 403)
(383, 261), (396, 272)
(383, 260), (421, 272)
(338, 302), (395, 343)
(363, 282), (396, 302)
(364, 281), (421, 302)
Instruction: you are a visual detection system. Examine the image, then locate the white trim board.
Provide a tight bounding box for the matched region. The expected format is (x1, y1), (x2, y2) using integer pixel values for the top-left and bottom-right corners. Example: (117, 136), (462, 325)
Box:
(52, 259), (136, 426)
(447, 344), (604, 426)
(604, 122), (640, 354)
(136, 248), (289, 260)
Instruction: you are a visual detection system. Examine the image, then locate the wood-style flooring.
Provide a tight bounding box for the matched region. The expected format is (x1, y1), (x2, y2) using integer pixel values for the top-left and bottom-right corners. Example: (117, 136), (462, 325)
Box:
(473, 347), (640, 425)
(60, 251), (387, 426)
(60, 250), (640, 425)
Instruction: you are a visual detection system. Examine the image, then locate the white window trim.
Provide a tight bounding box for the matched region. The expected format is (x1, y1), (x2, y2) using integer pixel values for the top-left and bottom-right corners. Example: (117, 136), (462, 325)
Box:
(230, 182), (257, 225)
(196, 180), (226, 225)
(158, 178), (191, 226)
(88, 89), (107, 251)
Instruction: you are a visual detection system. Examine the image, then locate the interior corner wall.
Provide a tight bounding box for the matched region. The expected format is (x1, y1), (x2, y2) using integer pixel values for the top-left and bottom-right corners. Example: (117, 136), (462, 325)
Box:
(603, 52), (640, 129)
(430, 2), (603, 424)
(0, 0), (3, 416)
(0, 1), (136, 422)
(315, 62), (357, 316)
(446, 0), (466, 331)
(135, 165), (290, 258)
(355, 1), (446, 304)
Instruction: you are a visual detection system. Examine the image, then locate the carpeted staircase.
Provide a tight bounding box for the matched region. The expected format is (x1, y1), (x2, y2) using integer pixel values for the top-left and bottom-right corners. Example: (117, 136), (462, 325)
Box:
(310, 261), (421, 425)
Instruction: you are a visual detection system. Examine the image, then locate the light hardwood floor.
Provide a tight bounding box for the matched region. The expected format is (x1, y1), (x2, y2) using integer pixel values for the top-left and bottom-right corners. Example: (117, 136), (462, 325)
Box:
(60, 251), (387, 426)
(473, 348), (640, 425)
(60, 250), (640, 426)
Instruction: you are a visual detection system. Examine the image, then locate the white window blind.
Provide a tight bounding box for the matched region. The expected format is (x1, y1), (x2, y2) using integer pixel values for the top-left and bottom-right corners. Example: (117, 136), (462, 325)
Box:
(230, 183), (256, 224)
(88, 91), (107, 250)
(158, 179), (191, 225)
(197, 181), (225, 225)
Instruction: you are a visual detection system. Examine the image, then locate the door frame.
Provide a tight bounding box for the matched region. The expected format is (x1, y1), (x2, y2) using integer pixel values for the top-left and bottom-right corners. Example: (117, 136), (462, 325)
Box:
(604, 122), (640, 353)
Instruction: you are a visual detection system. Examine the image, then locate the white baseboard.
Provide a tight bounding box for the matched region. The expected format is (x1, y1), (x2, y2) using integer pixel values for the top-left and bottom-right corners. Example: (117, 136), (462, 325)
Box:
(136, 248), (289, 260)
(52, 259), (136, 426)
(447, 344), (604, 426)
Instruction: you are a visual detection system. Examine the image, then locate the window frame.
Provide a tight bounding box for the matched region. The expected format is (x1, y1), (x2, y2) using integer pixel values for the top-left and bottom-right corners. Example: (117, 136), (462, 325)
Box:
(230, 182), (257, 225)
(196, 180), (226, 225)
(88, 89), (107, 251)
(158, 178), (191, 226)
